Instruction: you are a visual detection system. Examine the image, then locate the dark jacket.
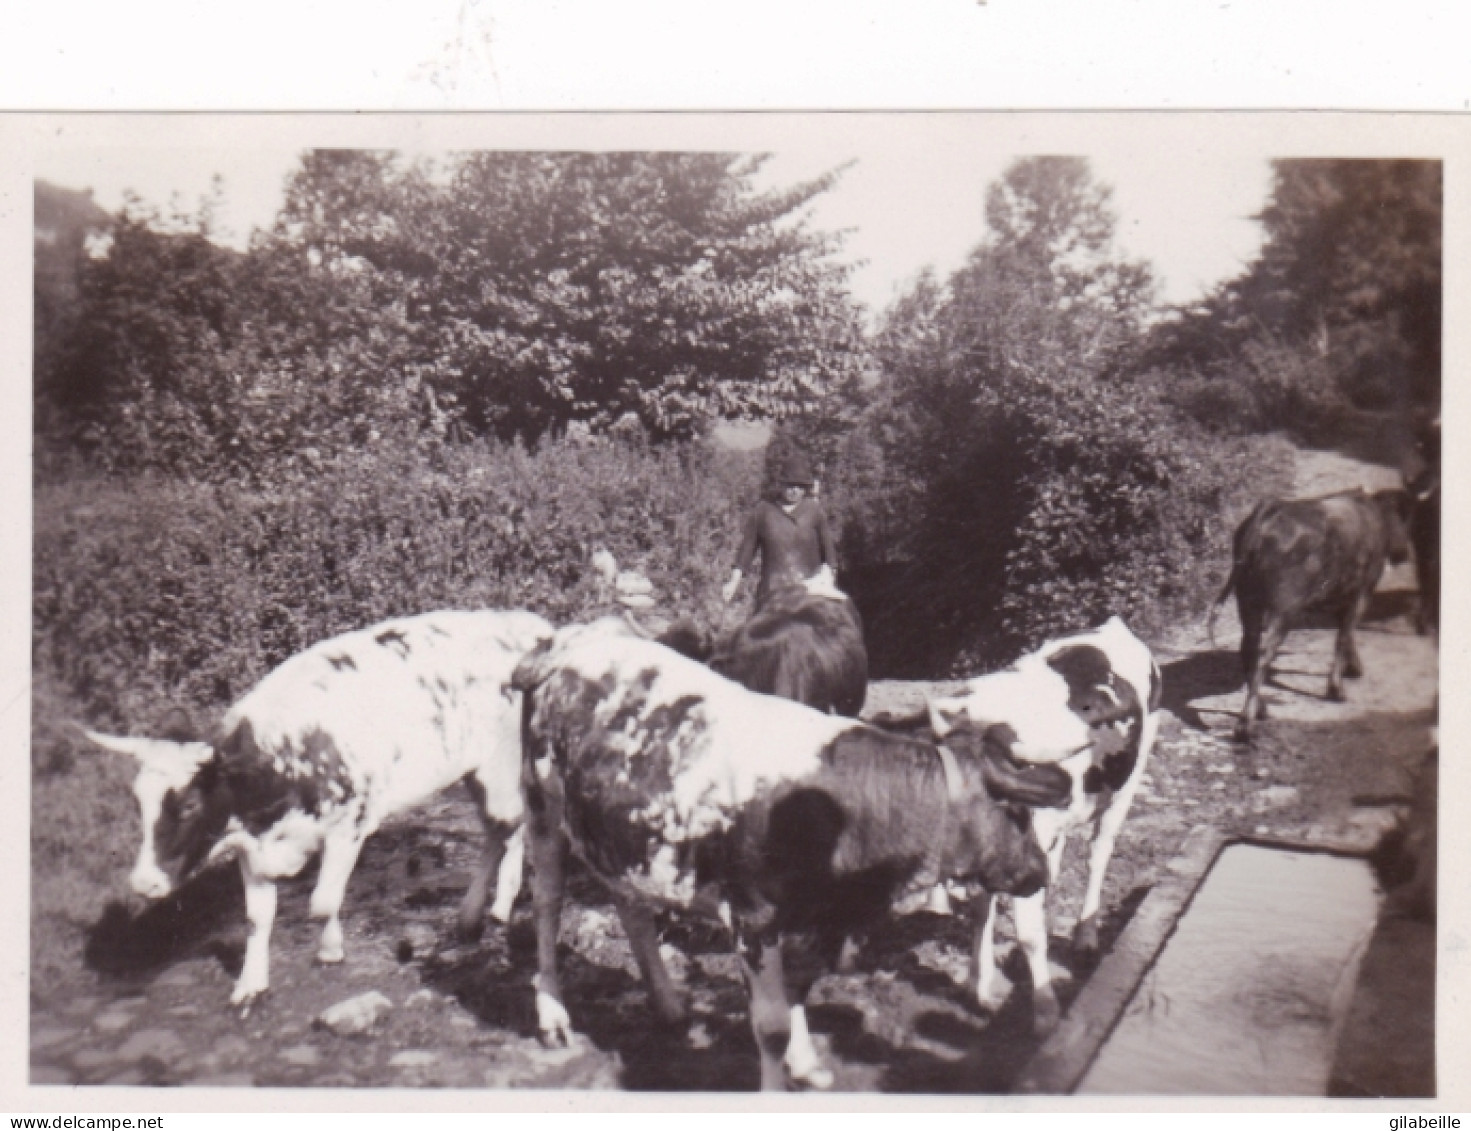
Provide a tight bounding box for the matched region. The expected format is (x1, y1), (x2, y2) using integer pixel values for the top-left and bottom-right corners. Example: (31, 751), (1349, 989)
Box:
(734, 499), (838, 609)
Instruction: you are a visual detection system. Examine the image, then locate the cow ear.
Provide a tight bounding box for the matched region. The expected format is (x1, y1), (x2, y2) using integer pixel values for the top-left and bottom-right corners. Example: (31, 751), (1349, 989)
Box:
(979, 752), (1073, 809)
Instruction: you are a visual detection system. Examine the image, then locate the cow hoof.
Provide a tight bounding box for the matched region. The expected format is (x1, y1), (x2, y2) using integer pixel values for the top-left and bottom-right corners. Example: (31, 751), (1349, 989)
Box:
(1346, 666), (1364, 680)
(1233, 721), (1253, 744)
(975, 985), (1009, 1014)
(1328, 685), (1346, 703)
(488, 897), (517, 925)
(535, 990), (574, 1049)
(789, 1064), (835, 1091)
(316, 944), (345, 965)
(230, 985), (266, 1014)
(1032, 993), (1061, 1038)
(651, 998), (689, 1029)
(455, 913), (486, 943)
(1072, 919), (1100, 959)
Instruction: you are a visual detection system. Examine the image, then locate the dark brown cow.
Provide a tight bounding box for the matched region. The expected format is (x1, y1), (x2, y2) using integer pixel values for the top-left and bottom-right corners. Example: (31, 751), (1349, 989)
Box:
(654, 583), (868, 718)
(1211, 489), (1412, 741)
(512, 619), (1069, 1091)
(1404, 416), (1441, 635)
(709, 584), (867, 717)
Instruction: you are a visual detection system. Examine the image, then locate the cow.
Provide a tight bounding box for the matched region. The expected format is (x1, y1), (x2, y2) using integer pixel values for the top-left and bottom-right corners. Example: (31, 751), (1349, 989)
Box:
(511, 618), (1073, 1091)
(654, 577), (867, 718)
(1404, 416), (1441, 635)
(81, 608), (553, 1008)
(924, 616), (1162, 1036)
(1383, 745), (1439, 923)
(1209, 488), (1412, 741)
(708, 581), (867, 717)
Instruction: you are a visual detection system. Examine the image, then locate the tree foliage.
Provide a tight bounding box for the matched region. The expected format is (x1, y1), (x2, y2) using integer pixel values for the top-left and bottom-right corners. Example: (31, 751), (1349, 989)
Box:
(1152, 159), (1441, 425)
(837, 158), (1234, 673)
(35, 152), (867, 474)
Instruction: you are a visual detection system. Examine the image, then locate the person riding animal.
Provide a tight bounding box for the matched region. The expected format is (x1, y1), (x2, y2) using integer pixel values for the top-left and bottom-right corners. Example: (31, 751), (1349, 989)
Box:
(722, 451), (840, 610)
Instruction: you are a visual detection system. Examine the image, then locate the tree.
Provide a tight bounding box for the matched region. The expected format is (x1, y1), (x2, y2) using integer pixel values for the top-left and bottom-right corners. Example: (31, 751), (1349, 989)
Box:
(40, 197), (254, 475)
(269, 150), (869, 442)
(34, 182), (112, 451)
(38, 151), (869, 475)
(838, 158), (1227, 674)
(1152, 159), (1441, 422)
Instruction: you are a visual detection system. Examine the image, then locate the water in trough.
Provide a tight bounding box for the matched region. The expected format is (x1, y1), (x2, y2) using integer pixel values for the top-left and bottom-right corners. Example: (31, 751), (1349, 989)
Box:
(1078, 844), (1381, 1095)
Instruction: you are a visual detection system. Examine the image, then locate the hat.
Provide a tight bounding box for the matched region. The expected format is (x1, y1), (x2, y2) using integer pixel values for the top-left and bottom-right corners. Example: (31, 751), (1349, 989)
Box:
(776, 451), (815, 487)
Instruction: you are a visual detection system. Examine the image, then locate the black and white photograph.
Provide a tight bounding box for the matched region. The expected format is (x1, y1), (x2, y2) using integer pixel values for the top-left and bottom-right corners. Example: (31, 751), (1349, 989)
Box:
(8, 109), (1460, 1106)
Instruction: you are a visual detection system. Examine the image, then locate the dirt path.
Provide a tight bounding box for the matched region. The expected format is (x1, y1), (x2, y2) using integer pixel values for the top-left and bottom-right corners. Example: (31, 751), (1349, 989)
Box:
(29, 449), (1437, 1094)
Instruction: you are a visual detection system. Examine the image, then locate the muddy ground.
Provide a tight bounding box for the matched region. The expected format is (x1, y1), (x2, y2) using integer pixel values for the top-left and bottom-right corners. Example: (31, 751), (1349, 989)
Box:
(29, 449), (1437, 1093)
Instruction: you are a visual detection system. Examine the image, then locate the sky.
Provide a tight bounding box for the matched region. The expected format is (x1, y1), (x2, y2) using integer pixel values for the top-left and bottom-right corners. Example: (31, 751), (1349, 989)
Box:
(33, 140), (1272, 314)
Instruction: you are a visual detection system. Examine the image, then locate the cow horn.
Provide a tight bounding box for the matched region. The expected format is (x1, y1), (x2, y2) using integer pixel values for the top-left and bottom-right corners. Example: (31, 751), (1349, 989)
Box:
(77, 726), (213, 769)
(76, 726), (151, 759)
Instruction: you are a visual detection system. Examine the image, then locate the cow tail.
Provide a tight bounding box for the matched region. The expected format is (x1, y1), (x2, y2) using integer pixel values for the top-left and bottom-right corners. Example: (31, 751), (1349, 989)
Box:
(1209, 500), (1269, 650)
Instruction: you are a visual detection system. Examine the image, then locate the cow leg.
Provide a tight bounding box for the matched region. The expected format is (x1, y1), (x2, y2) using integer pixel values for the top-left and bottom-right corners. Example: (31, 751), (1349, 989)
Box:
(1238, 617), (1285, 741)
(525, 782), (573, 1047)
(785, 1004), (834, 1090)
(1331, 594), (1369, 698)
(969, 893), (1007, 1011)
(489, 826), (525, 924)
(456, 778), (518, 939)
(232, 857), (277, 1008)
(610, 892), (687, 1027)
(1075, 714), (1156, 957)
(1013, 890), (1060, 1037)
(779, 931), (841, 1090)
(310, 824), (367, 964)
(738, 933), (793, 1092)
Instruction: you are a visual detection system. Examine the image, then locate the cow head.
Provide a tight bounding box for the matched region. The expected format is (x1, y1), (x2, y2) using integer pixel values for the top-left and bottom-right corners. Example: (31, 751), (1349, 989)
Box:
(936, 722), (1066, 899)
(79, 728), (224, 898)
(1371, 488), (1415, 566)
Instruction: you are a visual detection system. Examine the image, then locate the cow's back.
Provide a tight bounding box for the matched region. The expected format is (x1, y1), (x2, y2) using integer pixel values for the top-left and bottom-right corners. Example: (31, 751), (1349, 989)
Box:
(223, 609), (553, 820)
(1235, 492), (1388, 616)
(520, 631), (857, 900)
(710, 587), (868, 716)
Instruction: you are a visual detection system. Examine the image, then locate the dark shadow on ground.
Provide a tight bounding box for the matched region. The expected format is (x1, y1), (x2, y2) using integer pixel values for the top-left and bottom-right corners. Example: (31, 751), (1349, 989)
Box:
(83, 864), (244, 980)
(1363, 589), (1420, 627)
(1159, 651), (1242, 730)
(415, 837), (1156, 1093)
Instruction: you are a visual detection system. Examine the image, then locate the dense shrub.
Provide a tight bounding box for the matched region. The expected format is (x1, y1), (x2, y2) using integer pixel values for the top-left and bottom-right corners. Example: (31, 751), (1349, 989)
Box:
(824, 158), (1271, 675)
(1151, 333), (1347, 440)
(835, 363), (1289, 675)
(35, 153), (868, 479)
(33, 436), (760, 766)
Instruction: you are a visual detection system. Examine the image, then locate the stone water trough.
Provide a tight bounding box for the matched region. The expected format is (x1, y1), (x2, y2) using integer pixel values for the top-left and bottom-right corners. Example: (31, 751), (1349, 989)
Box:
(1015, 828), (1435, 1097)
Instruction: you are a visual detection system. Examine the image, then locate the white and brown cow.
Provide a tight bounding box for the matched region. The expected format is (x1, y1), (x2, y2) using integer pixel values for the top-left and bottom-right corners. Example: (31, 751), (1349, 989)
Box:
(82, 608), (553, 1007)
(925, 616), (1162, 1035)
(512, 618), (1071, 1091)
